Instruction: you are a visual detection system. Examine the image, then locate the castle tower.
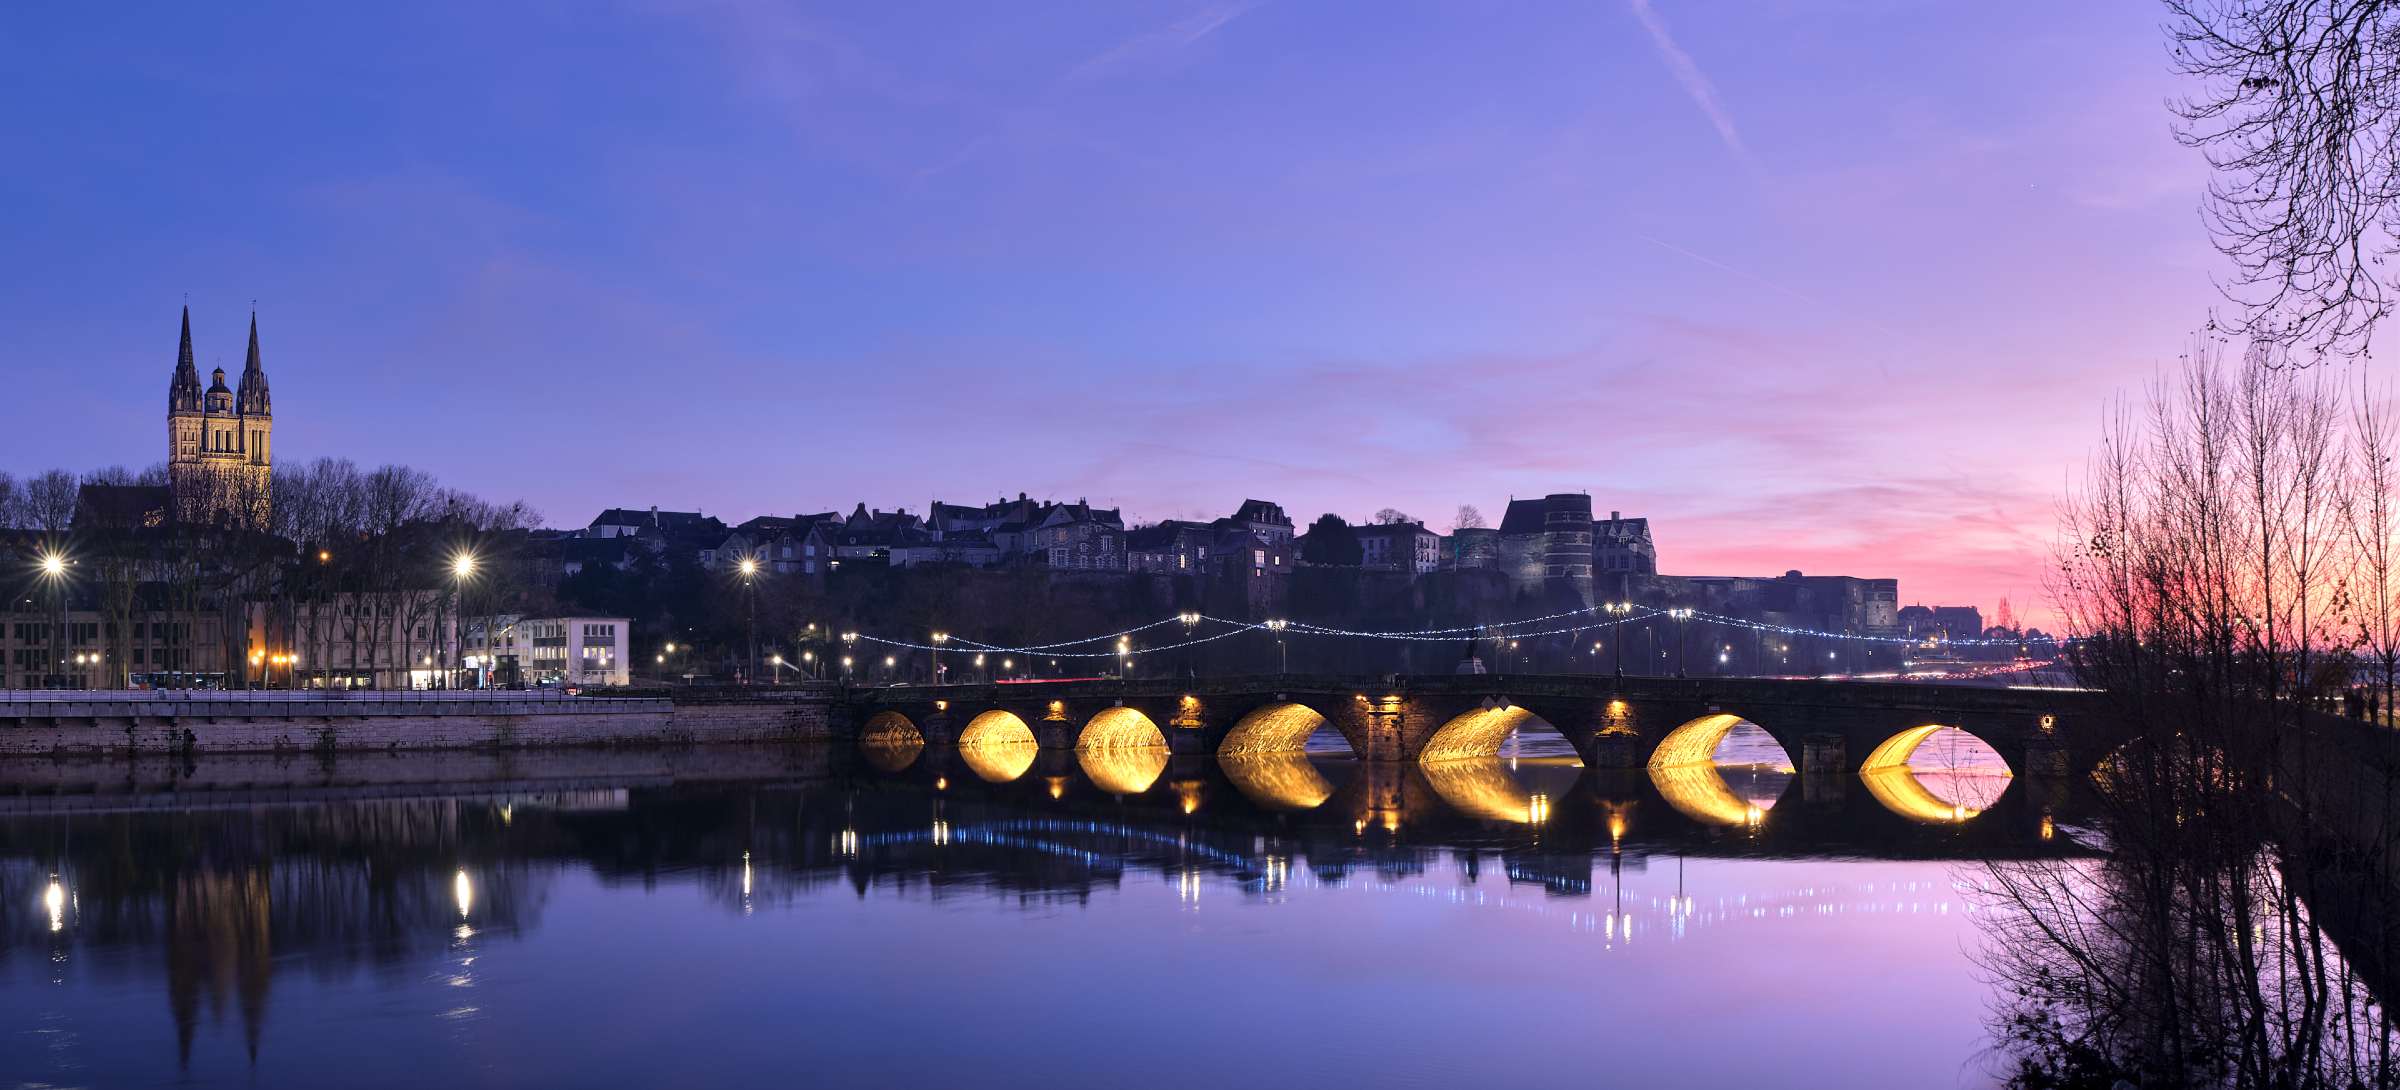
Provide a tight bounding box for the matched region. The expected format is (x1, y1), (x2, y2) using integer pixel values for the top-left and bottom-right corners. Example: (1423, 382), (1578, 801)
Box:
(167, 308), (273, 528)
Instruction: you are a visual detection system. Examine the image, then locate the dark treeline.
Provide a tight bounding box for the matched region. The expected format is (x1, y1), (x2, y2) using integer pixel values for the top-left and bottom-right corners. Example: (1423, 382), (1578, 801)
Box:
(3, 458), (539, 689)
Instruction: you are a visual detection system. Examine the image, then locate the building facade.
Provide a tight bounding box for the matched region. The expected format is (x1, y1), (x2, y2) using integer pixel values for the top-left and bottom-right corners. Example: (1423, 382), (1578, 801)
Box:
(466, 615), (631, 688)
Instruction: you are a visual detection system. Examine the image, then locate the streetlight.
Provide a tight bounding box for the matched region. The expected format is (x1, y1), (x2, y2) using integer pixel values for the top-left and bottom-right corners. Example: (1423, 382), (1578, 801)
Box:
(738, 556), (760, 686)
(931, 631), (950, 686)
(449, 551), (478, 691)
(1264, 619), (1289, 674)
(802, 649), (817, 680)
(1178, 611), (1201, 679)
(768, 654), (785, 685)
(1604, 602), (1631, 677)
(35, 550), (68, 690)
(1669, 608), (1693, 678)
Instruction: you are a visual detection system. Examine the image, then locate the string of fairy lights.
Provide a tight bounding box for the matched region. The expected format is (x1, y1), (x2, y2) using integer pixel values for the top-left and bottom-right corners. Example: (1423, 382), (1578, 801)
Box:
(828, 603), (2067, 660)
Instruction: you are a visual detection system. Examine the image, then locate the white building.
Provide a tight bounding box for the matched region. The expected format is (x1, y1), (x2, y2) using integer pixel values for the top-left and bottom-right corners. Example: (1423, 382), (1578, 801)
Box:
(466, 615), (631, 688)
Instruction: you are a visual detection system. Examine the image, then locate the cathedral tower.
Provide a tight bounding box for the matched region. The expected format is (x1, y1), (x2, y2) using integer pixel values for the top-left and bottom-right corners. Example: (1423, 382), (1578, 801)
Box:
(167, 308), (273, 528)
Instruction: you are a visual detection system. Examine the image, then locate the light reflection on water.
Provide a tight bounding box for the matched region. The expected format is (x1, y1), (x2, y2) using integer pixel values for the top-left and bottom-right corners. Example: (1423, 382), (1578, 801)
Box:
(0, 746), (2078, 1090)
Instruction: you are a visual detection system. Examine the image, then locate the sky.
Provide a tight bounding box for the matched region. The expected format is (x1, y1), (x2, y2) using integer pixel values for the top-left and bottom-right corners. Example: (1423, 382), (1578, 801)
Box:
(0, 2), (2229, 621)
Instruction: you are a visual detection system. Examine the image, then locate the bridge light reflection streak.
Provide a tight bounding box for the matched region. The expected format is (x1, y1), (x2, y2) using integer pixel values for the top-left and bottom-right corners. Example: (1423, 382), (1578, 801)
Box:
(1078, 745), (1169, 795)
(1218, 752), (1335, 810)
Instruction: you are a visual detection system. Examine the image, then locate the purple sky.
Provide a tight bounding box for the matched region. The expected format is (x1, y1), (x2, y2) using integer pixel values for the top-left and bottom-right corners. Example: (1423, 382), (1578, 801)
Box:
(1, 2), (2223, 620)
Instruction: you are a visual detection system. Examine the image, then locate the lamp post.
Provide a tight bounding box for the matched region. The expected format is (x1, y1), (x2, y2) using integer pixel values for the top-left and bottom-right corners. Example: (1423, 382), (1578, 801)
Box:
(802, 649), (817, 680)
(1604, 602), (1630, 677)
(767, 654), (785, 685)
(1264, 619), (1289, 675)
(1669, 608), (1693, 678)
(738, 557), (760, 686)
(449, 551), (478, 692)
(37, 551), (68, 690)
(931, 631), (950, 686)
(1179, 611), (1201, 680)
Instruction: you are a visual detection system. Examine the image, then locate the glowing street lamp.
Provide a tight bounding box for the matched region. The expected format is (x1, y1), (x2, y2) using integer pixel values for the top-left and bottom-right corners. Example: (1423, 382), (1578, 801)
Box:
(737, 556), (761, 686)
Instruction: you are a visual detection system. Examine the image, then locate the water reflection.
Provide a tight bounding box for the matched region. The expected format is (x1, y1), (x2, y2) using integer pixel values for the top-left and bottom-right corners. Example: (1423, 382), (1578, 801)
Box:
(1076, 745), (1168, 795)
(1217, 751), (1335, 810)
(0, 747), (2205, 1089)
(1649, 760), (1782, 828)
(1420, 756), (1545, 824)
(958, 739), (1037, 783)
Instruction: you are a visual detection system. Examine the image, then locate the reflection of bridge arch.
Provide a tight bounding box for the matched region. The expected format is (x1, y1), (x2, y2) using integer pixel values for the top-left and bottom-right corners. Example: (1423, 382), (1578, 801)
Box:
(1220, 702), (1346, 756)
(1861, 767), (1981, 823)
(1080, 707), (1167, 751)
(1079, 746), (1168, 795)
(959, 741), (1037, 783)
(1419, 704), (1570, 761)
(1648, 761), (1768, 827)
(1419, 756), (1545, 823)
(1218, 752), (1334, 810)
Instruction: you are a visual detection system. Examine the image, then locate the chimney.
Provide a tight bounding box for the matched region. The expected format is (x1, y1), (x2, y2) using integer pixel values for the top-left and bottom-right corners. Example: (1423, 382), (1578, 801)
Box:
(650, 505), (659, 527)
(1611, 510), (1620, 521)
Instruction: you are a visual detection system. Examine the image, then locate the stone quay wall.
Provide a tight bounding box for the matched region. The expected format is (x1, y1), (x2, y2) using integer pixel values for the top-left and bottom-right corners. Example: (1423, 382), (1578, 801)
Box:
(0, 691), (836, 757)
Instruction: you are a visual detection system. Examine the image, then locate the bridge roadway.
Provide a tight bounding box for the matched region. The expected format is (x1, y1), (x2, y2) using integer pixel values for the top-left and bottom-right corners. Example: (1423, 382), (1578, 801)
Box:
(843, 672), (2121, 776)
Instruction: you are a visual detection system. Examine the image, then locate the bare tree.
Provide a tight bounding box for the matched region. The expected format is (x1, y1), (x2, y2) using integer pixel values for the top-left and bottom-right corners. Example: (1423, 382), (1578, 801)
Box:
(2167, 0), (2400, 363)
(1371, 507), (1414, 525)
(24, 469), (77, 532)
(1452, 504), (1486, 530)
(2350, 374), (2400, 716)
(2030, 334), (2400, 1085)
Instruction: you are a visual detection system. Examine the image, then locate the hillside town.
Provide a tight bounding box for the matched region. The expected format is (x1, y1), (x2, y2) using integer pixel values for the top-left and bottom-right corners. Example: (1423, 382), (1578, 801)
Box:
(0, 309), (2033, 691)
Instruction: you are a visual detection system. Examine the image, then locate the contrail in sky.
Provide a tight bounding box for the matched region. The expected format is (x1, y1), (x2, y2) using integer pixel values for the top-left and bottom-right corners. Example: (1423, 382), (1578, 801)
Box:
(1627, 0), (1753, 170)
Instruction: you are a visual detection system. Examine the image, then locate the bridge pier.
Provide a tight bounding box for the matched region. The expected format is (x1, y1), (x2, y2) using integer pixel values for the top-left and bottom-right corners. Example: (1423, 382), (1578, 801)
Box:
(1801, 733), (1848, 776)
(1587, 732), (1644, 770)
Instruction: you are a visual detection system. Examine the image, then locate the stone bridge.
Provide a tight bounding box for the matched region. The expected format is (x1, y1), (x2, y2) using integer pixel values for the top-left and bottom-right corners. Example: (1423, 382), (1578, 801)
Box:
(839, 673), (2119, 776)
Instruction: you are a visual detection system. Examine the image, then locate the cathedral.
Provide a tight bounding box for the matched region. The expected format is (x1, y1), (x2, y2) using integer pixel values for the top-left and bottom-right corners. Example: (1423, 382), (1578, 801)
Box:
(167, 306), (273, 528)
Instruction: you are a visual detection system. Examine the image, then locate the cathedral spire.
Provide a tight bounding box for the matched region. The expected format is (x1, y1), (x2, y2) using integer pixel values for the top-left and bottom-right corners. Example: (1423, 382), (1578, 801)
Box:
(169, 305), (202, 413)
(236, 310), (270, 415)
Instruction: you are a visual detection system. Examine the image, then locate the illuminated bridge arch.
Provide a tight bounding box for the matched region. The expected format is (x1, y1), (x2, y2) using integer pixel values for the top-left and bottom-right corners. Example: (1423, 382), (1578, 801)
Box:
(1645, 714), (1790, 828)
(1079, 706), (1168, 751)
(1861, 723), (1974, 773)
(860, 710), (923, 748)
(1648, 713), (1791, 770)
(1219, 702), (1348, 756)
(960, 709), (1038, 749)
(958, 710), (1039, 783)
(858, 711), (925, 772)
(1859, 724), (2013, 824)
(1418, 703), (1570, 762)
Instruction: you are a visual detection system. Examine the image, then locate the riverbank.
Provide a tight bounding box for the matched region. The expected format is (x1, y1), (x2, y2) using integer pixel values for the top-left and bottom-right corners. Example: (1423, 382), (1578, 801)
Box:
(0, 690), (836, 756)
